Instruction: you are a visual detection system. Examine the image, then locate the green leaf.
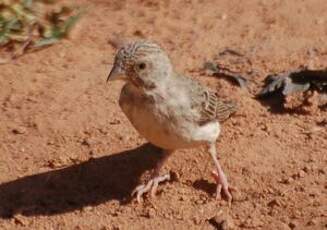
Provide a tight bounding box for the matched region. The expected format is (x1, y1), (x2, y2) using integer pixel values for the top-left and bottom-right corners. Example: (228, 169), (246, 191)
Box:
(22, 0), (33, 9)
(10, 3), (25, 17)
(33, 36), (59, 47)
(60, 8), (84, 36)
(43, 25), (62, 39)
(0, 34), (9, 45)
(0, 1), (84, 59)
(8, 33), (28, 41)
(41, 0), (56, 4)
(6, 18), (22, 31)
(42, 8), (85, 40)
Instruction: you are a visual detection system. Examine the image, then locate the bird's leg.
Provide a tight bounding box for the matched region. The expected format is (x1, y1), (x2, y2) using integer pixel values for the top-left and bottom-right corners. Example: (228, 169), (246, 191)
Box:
(208, 142), (233, 206)
(132, 149), (172, 203)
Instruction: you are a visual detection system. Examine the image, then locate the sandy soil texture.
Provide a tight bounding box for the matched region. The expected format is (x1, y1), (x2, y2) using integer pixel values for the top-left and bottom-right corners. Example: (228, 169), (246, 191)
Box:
(0, 0), (326, 229)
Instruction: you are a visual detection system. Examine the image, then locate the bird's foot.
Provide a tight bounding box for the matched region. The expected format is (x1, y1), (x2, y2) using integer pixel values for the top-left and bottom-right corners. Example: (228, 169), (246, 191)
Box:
(211, 170), (233, 207)
(131, 173), (170, 203)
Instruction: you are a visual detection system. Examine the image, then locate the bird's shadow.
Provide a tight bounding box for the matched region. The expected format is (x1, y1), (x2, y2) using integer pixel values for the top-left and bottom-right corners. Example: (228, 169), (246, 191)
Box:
(0, 143), (164, 218)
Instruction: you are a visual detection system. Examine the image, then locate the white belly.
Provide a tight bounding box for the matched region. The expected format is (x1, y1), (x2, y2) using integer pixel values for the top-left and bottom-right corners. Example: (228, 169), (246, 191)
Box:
(119, 86), (220, 149)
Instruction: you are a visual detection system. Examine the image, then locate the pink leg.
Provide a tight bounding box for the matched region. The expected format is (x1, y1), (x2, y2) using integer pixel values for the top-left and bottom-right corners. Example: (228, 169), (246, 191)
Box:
(131, 149), (173, 203)
(208, 143), (233, 206)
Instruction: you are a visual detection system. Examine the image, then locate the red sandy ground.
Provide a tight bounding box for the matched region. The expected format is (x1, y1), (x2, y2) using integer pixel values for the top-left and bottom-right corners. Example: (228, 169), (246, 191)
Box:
(0, 0), (326, 229)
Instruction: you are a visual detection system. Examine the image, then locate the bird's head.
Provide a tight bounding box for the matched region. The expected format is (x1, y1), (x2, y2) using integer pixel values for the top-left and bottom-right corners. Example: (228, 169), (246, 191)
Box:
(107, 40), (173, 89)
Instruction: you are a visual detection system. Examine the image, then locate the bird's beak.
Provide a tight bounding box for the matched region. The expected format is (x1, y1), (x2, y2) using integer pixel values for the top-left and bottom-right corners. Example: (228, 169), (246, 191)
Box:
(107, 64), (125, 82)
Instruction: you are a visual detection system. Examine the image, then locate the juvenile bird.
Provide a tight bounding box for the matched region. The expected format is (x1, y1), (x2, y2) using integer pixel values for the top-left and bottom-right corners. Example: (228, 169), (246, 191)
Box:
(107, 40), (237, 204)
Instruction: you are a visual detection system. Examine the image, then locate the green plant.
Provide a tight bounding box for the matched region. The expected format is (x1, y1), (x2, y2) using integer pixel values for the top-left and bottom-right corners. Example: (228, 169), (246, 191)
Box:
(0, 0), (84, 63)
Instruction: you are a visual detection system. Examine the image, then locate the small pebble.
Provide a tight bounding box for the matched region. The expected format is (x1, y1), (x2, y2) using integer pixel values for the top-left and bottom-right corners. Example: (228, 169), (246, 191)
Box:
(12, 127), (26, 134)
(112, 225), (121, 230)
(318, 168), (325, 175)
(163, 213), (172, 220)
(170, 170), (180, 182)
(209, 213), (235, 230)
(315, 18), (325, 25)
(231, 188), (243, 201)
(220, 13), (228, 20)
(268, 208), (279, 217)
(302, 166), (310, 173)
(195, 199), (204, 205)
(292, 170), (306, 179)
(251, 216), (264, 227)
(306, 219), (317, 226)
(146, 208), (156, 218)
(193, 216), (202, 225)
(82, 206), (93, 212)
(268, 199), (281, 208)
(280, 177), (293, 184)
(12, 214), (27, 226)
(298, 170), (306, 178)
(81, 138), (95, 147)
(289, 221), (297, 229)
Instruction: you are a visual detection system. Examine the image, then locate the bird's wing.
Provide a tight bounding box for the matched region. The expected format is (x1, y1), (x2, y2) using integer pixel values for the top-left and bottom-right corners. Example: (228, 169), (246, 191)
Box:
(178, 75), (237, 124)
(198, 90), (237, 123)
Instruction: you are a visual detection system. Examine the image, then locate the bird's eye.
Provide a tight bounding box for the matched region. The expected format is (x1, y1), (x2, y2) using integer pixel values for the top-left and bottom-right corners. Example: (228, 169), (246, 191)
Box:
(137, 62), (146, 70)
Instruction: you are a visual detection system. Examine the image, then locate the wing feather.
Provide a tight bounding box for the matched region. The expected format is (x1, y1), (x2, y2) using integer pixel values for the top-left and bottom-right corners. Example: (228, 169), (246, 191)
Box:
(199, 90), (237, 123)
(177, 75), (237, 124)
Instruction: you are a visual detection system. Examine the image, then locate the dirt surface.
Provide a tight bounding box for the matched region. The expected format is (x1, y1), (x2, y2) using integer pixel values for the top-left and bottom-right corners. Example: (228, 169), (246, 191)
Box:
(1, 0), (327, 229)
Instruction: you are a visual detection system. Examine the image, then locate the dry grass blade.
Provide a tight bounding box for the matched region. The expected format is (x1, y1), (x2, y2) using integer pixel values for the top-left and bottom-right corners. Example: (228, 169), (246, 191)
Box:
(203, 61), (248, 88)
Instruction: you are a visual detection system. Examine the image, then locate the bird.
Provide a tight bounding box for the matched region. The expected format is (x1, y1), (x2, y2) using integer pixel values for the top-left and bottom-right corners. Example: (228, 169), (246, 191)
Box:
(107, 40), (237, 204)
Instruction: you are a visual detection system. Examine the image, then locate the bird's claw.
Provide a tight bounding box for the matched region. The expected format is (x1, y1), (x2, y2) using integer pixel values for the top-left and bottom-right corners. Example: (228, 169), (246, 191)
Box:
(131, 173), (171, 203)
(211, 170), (234, 207)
